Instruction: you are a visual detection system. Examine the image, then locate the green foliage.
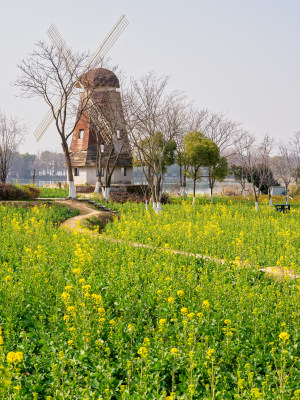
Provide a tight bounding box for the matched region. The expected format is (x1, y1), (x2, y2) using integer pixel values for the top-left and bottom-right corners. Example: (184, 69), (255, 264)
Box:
(39, 187), (68, 198)
(230, 164), (247, 182)
(0, 184), (40, 200)
(139, 131), (177, 174)
(183, 131), (219, 170)
(208, 156), (229, 185)
(246, 166), (278, 194)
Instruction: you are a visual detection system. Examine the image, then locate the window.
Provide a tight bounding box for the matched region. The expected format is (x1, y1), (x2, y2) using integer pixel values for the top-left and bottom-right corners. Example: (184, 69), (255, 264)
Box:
(78, 129), (84, 139)
(121, 167), (127, 177)
(74, 168), (79, 176)
(117, 130), (121, 139)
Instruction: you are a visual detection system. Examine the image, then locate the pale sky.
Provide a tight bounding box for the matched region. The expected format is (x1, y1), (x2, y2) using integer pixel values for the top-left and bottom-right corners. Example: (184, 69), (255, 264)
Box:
(1, 0), (300, 154)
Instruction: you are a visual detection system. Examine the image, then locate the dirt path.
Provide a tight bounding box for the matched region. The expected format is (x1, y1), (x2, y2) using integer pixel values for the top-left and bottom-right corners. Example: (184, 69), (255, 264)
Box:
(57, 201), (300, 280)
(57, 200), (112, 230)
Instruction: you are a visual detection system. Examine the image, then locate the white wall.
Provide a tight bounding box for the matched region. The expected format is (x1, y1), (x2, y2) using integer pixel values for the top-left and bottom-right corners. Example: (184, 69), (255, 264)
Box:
(74, 166), (133, 186)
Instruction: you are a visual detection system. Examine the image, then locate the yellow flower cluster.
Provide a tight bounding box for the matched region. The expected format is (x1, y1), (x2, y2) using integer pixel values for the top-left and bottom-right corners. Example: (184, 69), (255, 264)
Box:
(279, 332), (290, 341)
(7, 351), (23, 364)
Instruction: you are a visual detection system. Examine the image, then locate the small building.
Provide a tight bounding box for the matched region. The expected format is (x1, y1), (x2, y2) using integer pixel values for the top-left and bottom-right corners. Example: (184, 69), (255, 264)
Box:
(271, 186), (286, 196)
(70, 67), (133, 186)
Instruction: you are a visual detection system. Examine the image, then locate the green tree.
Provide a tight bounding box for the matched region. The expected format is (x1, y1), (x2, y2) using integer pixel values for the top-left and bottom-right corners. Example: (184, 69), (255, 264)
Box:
(138, 131), (176, 210)
(183, 131), (219, 203)
(208, 156), (229, 203)
(230, 164), (248, 196)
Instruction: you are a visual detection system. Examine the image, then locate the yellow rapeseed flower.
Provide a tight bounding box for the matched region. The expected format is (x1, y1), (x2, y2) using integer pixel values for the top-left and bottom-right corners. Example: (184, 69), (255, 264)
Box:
(202, 300), (210, 308)
(72, 268), (81, 275)
(7, 351), (23, 363)
(177, 290), (184, 297)
(170, 348), (179, 356)
(137, 346), (148, 358)
(206, 349), (215, 359)
(279, 332), (290, 341)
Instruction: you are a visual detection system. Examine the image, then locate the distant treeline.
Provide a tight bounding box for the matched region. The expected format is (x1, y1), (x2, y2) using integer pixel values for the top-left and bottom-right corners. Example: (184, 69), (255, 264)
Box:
(8, 151), (67, 180)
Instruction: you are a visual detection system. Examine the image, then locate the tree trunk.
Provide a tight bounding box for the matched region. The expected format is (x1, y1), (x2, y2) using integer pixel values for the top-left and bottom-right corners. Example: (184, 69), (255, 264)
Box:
(183, 167), (187, 197)
(62, 141), (76, 199)
(179, 165), (182, 188)
(152, 201), (157, 212)
(193, 177), (196, 205)
(94, 181), (101, 193)
(242, 183), (246, 197)
(285, 184), (288, 205)
(268, 188), (272, 207)
(210, 187), (213, 204)
(103, 187), (110, 201)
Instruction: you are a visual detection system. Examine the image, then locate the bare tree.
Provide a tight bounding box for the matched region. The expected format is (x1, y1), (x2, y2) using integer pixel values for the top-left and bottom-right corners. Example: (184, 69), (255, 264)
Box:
(15, 41), (93, 198)
(90, 80), (131, 201)
(123, 72), (185, 212)
(273, 144), (294, 204)
(0, 110), (26, 183)
(234, 132), (264, 210)
(199, 110), (242, 159)
(258, 135), (275, 206)
(290, 131), (300, 183)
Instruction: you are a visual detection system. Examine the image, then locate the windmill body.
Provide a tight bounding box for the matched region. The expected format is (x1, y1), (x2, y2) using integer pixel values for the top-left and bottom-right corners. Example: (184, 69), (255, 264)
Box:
(70, 67), (133, 186)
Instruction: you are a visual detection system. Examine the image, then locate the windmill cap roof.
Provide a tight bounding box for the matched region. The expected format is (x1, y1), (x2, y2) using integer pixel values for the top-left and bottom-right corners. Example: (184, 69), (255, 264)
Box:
(79, 67), (120, 88)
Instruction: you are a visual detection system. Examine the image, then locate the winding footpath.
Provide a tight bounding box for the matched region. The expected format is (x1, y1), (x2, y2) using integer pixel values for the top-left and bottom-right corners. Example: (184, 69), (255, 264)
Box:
(58, 199), (300, 281)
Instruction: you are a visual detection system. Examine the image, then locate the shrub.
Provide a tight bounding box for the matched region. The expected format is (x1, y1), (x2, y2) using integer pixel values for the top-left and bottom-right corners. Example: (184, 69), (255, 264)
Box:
(0, 184), (40, 200)
(290, 184), (300, 197)
(20, 185), (41, 199)
(161, 192), (170, 204)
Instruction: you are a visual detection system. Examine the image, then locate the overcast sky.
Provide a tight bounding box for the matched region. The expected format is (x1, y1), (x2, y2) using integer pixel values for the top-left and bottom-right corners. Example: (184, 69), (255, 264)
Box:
(1, 0), (300, 154)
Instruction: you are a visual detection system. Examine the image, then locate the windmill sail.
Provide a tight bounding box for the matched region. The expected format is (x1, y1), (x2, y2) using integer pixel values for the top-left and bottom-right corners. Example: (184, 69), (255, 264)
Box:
(34, 15), (128, 142)
(34, 97), (61, 141)
(48, 23), (121, 144)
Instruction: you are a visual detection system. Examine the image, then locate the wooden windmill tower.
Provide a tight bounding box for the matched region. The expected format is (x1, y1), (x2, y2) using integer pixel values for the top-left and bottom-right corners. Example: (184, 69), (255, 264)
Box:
(69, 67), (133, 188)
(33, 15), (132, 195)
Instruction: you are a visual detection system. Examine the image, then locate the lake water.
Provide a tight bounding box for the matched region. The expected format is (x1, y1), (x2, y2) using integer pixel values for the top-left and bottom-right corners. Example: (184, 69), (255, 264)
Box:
(9, 177), (244, 195)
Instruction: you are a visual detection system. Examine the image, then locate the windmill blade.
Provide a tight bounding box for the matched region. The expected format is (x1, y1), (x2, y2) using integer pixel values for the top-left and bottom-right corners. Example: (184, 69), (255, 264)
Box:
(88, 100), (113, 145)
(37, 15), (128, 143)
(48, 20), (126, 145)
(48, 24), (77, 74)
(48, 27), (114, 144)
(33, 97), (62, 142)
(84, 14), (128, 71)
(48, 14), (128, 75)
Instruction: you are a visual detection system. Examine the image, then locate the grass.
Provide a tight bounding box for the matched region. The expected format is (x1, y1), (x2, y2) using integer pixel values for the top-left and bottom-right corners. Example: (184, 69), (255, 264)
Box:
(39, 187), (69, 198)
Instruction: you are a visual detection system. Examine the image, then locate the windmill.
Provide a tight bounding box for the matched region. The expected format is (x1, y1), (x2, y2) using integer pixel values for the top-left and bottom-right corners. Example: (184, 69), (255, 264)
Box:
(33, 15), (129, 198)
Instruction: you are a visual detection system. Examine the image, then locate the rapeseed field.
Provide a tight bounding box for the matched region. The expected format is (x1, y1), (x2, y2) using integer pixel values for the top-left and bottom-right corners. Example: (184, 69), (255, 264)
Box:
(0, 201), (299, 399)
